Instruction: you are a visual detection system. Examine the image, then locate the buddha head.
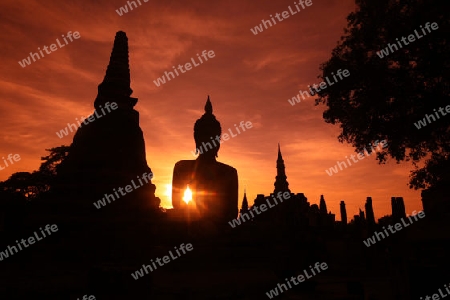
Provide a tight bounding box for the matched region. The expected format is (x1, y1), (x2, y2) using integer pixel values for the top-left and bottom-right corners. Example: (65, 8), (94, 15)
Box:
(194, 96), (221, 160)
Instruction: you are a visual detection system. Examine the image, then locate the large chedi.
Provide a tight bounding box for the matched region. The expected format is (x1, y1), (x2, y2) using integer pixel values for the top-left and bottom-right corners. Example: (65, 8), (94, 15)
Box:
(56, 31), (159, 211)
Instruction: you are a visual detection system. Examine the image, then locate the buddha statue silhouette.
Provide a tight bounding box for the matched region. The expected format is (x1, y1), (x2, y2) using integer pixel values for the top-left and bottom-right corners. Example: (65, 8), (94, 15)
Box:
(171, 96), (238, 222)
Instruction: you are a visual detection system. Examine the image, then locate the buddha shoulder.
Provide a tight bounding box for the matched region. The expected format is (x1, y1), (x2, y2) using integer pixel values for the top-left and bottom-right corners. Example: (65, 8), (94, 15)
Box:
(174, 160), (196, 169)
(215, 162), (237, 175)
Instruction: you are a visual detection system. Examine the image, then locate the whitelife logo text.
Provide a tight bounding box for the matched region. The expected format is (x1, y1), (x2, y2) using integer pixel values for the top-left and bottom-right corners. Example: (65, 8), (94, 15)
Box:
(56, 102), (118, 139)
(131, 243), (193, 280)
(251, 1), (313, 35)
(288, 69), (350, 106)
(376, 22), (439, 58)
(18, 31), (81, 68)
(153, 50), (215, 87)
(191, 121), (253, 157)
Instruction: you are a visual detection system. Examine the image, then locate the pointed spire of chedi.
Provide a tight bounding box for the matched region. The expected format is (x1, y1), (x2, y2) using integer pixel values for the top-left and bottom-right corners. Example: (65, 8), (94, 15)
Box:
(240, 189), (249, 216)
(242, 189), (248, 210)
(274, 143), (290, 193)
(340, 200), (347, 225)
(94, 31), (137, 110)
(277, 143), (282, 160)
(319, 195), (328, 214)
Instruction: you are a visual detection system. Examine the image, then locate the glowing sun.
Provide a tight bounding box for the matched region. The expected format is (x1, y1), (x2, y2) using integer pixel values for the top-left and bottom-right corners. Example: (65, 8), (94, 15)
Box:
(183, 185), (192, 204)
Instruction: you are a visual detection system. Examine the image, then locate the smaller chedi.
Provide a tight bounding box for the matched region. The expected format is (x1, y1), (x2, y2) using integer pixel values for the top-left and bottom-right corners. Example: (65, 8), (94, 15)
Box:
(171, 97), (238, 222)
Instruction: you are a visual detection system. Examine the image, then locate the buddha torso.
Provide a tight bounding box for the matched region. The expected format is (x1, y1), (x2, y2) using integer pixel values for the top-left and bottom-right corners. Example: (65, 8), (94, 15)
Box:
(172, 158), (238, 222)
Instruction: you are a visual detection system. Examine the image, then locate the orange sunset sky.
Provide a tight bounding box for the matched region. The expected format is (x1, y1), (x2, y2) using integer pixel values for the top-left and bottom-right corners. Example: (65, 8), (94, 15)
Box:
(0, 0), (423, 220)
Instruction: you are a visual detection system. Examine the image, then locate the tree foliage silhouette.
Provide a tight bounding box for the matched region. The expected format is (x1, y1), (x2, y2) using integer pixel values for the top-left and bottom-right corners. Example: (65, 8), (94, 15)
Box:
(39, 145), (70, 181)
(0, 146), (70, 200)
(315, 0), (449, 190)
